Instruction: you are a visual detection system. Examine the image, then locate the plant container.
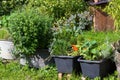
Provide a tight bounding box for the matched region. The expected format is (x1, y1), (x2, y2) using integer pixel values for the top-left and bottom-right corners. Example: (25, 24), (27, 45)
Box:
(20, 49), (54, 68)
(53, 56), (81, 74)
(78, 58), (116, 78)
(0, 40), (15, 59)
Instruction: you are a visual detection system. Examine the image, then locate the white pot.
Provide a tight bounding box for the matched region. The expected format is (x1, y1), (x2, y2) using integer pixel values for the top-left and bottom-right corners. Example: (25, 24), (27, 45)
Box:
(0, 40), (15, 59)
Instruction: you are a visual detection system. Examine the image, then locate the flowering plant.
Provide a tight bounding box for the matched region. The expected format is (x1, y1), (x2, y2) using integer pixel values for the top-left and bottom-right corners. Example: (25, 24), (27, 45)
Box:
(49, 11), (92, 56)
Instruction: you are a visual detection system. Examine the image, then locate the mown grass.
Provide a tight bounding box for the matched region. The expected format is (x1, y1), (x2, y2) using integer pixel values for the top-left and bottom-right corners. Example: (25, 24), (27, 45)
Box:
(0, 61), (118, 80)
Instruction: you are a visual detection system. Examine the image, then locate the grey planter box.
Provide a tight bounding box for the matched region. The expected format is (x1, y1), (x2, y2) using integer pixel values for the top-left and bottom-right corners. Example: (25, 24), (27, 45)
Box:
(78, 58), (116, 79)
(53, 56), (81, 74)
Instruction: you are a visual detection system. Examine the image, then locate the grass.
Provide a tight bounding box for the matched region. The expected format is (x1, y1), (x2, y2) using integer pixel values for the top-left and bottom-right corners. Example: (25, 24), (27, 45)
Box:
(81, 31), (120, 43)
(0, 61), (57, 80)
(0, 60), (118, 80)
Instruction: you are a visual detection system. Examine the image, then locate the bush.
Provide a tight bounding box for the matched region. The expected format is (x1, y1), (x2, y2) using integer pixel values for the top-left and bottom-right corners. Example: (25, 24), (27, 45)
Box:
(6, 8), (53, 56)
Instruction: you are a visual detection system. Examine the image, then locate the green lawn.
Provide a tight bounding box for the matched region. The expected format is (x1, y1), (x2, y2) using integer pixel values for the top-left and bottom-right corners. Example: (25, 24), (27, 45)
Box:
(0, 61), (118, 80)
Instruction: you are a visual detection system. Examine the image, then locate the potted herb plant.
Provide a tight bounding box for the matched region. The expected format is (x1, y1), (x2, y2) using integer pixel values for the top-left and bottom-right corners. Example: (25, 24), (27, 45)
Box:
(49, 11), (92, 74)
(6, 8), (53, 67)
(49, 27), (81, 74)
(77, 39), (116, 79)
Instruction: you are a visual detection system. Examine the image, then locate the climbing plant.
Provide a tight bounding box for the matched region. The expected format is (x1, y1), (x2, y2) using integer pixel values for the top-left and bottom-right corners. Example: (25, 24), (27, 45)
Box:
(104, 0), (120, 30)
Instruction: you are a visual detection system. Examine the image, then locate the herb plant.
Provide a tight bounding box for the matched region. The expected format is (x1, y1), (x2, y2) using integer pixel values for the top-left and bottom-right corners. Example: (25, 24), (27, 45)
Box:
(76, 31), (119, 60)
(49, 27), (81, 56)
(78, 39), (113, 60)
(6, 8), (53, 56)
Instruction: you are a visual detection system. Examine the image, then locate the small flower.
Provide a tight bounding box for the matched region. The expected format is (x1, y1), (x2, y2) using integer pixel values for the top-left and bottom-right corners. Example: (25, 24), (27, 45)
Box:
(72, 45), (78, 51)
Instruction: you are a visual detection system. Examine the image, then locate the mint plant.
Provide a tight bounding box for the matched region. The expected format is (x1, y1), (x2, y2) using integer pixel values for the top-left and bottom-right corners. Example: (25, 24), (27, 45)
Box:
(6, 8), (53, 56)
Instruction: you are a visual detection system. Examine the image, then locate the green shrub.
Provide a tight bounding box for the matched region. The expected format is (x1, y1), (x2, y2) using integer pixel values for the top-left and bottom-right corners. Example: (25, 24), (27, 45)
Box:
(6, 8), (53, 56)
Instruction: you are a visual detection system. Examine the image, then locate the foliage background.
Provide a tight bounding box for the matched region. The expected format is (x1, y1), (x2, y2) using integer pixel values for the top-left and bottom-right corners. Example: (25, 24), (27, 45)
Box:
(0, 0), (28, 16)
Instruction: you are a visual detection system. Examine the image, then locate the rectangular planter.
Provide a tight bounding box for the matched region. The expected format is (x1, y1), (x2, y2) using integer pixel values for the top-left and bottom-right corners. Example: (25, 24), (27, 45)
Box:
(78, 58), (116, 78)
(53, 56), (81, 74)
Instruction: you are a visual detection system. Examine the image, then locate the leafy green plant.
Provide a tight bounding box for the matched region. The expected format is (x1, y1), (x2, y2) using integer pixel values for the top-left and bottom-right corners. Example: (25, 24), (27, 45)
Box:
(78, 39), (113, 60)
(49, 11), (95, 56)
(76, 31), (120, 60)
(5, 8), (53, 56)
(49, 26), (81, 56)
(104, 0), (120, 30)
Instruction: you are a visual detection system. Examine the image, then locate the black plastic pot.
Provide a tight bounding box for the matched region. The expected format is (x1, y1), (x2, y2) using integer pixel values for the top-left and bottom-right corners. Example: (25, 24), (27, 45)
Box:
(78, 58), (116, 78)
(53, 56), (81, 74)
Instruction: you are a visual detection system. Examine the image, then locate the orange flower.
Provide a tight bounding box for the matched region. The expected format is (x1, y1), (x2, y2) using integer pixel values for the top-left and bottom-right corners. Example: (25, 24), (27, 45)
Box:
(72, 45), (78, 51)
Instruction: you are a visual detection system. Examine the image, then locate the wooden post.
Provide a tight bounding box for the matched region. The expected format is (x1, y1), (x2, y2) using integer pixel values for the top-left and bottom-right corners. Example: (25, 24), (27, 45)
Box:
(58, 73), (62, 80)
(81, 76), (86, 80)
(58, 73), (71, 80)
(67, 74), (71, 80)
